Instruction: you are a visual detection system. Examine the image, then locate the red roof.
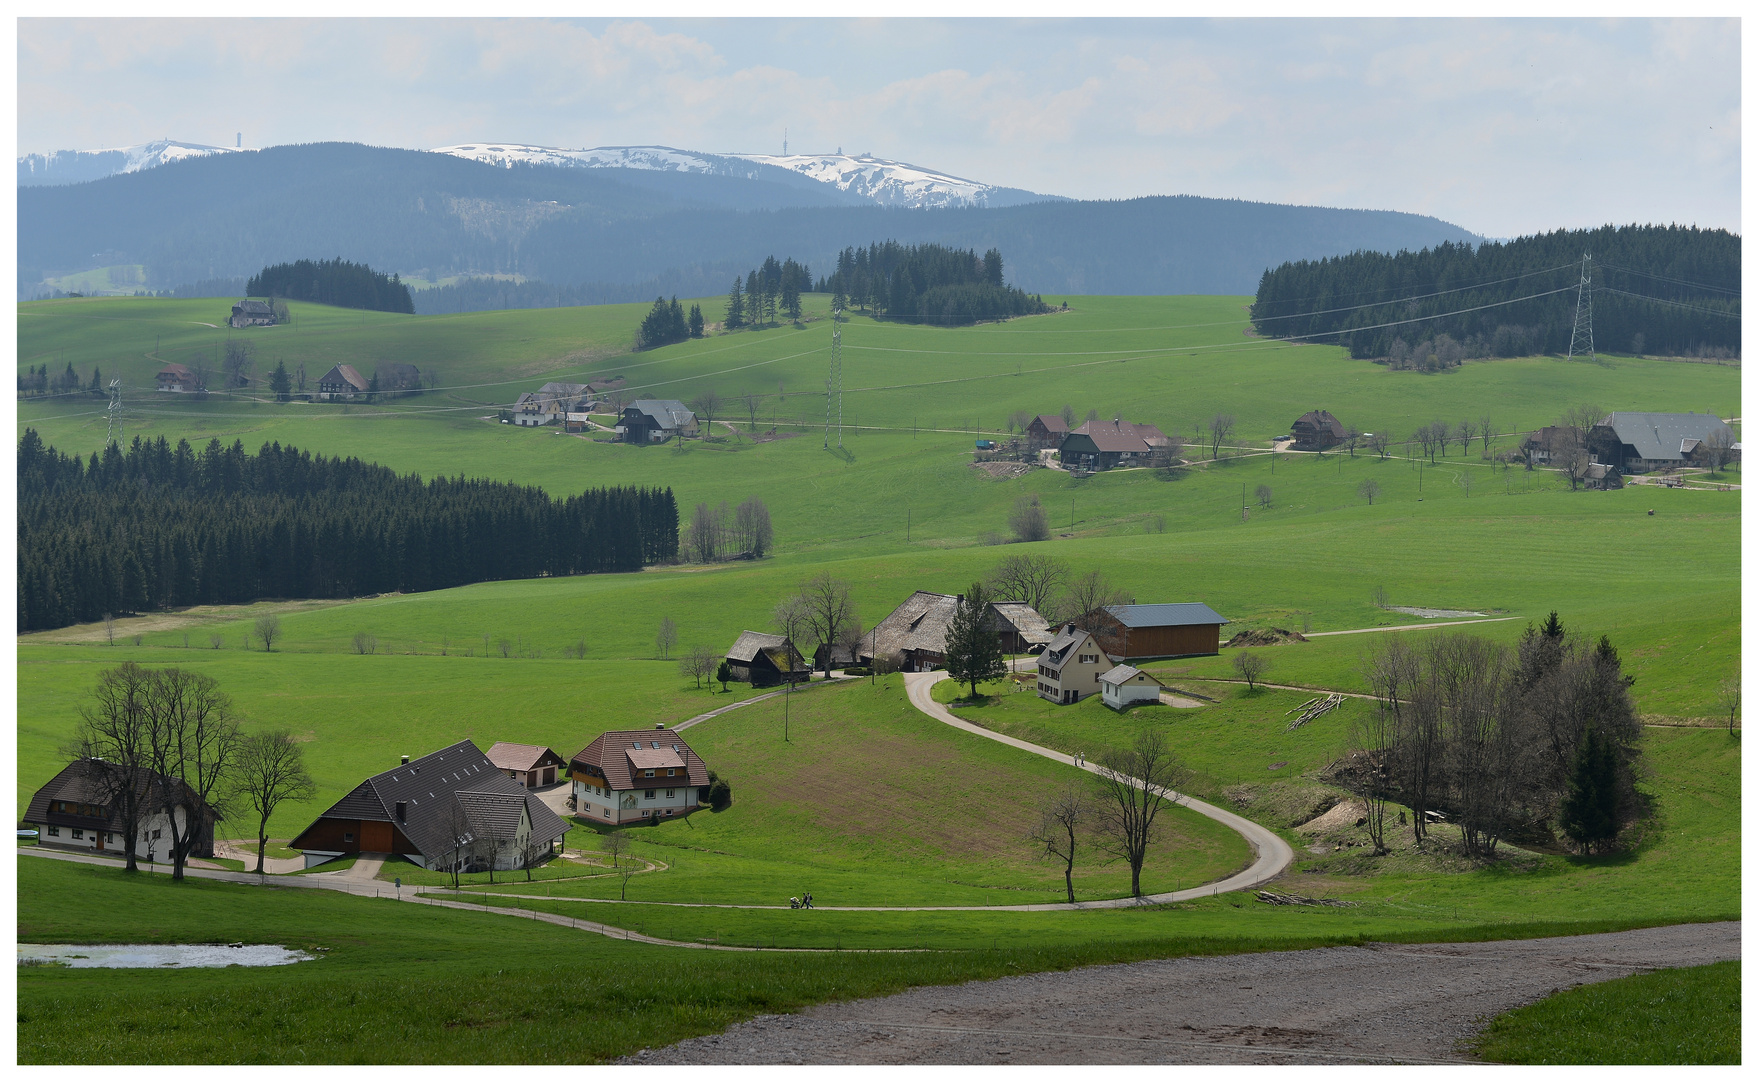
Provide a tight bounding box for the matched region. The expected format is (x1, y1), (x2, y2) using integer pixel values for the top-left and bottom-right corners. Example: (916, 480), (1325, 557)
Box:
(571, 729), (708, 792)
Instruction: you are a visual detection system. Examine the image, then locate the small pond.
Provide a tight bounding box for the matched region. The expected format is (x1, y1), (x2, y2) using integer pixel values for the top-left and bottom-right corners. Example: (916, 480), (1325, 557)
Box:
(19, 944), (315, 968)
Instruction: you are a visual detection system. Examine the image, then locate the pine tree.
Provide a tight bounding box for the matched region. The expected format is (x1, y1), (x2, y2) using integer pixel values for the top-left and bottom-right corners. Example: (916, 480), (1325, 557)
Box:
(1559, 724), (1621, 854)
(942, 582), (1007, 700)
(270, 362), (292, 402)
(688, 303), (705, 338)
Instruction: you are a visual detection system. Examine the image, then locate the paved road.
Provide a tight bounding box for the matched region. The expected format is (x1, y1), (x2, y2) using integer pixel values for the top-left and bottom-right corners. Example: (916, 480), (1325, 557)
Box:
(1305, 616), (1519, 637)
(637, 921), (1741, 1065)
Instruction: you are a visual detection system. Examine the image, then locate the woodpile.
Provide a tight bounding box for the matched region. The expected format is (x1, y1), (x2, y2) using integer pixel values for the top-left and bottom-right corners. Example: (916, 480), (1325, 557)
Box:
(1253, 890), (1358, 908)
(1286, 693), (1342, 730)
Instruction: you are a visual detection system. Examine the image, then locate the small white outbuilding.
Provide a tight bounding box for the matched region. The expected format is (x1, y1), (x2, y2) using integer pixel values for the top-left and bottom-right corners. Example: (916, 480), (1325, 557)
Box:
(1099, 664), (1165, 710)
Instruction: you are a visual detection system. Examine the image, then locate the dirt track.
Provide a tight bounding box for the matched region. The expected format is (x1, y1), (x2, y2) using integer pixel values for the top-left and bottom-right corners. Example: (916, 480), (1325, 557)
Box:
(632, 921), (1739, 1065)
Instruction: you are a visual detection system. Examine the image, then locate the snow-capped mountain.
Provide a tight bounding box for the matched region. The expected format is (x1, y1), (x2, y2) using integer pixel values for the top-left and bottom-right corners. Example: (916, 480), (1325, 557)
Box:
(18, 139), (247, 186)
(429, 142), (1054, 209)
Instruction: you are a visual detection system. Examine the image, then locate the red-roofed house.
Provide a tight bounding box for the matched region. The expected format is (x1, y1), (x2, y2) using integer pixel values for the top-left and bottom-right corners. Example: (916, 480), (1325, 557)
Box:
(485, 742), (567, 788)
(1026, 414), (1070, 451)
(570, 725), (711, 825)
(156, 363), (200, 393)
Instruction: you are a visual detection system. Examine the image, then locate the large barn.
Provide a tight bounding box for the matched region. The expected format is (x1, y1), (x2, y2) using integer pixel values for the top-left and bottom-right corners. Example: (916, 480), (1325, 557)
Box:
(1081, 602), (1229, 660)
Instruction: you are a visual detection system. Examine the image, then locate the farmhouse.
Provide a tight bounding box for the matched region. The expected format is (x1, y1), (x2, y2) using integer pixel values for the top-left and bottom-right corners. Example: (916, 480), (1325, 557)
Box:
(290, 740), (570, 872)
(1026, 414), (1070, 450)
(155, 362), (199, 392)
(616, 399), (698, 443)
(1589, 412), (1737, 473)
(1058, 418), (1166, 472)
(1100, 664), (1166, 710)
(485, 742), (567, 788)
(316, 363), (370, 401)
(1035, 627), (1116, 704)
(861, 590), (960, 671)
(1082, 602), (1229, 660)
(24, 758), (218, 862)
(376, 362), (423, 394)
(725, 630), (806, 687)
(570, 725), (710, 824)
(1521, 425), (1578, 465)
(515, 381), (590, 426)
(512, 392), (552, 426)
(229, 299), (275, 329)
(1291, 410), (1346, 450)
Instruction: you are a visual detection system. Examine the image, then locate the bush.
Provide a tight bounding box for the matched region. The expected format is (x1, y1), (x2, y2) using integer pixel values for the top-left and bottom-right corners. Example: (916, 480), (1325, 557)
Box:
(842, 666), (871, 677)
(706, 770), (733, 811)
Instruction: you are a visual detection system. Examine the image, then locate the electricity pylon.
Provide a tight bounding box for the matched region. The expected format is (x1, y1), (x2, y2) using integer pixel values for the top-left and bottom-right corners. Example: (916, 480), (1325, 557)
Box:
(105, 379), (123, 446)
(1566, 252), (1596, 363)
(825, 306), (844, 448)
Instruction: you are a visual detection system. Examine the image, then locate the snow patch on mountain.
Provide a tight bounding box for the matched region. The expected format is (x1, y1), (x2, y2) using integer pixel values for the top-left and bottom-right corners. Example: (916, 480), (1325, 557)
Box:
(432, 143), (769, 179)
(18, 139), (246, 185)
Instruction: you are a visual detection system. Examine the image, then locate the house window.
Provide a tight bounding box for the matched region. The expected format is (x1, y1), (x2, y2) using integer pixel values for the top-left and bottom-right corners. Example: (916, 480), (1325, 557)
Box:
(72, 829), (84, 840)
(344, 832), (355, 843)
(666, 768), (676, 776)
(644, 789), (655, 800)
(644, 769), (655, 777)
(47, 825), (59, 837)
(665, 789), (675, 799)
(152, 829), (162, 840)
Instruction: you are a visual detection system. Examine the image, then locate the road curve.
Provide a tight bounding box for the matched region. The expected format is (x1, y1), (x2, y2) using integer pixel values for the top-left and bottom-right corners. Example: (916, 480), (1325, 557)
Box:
(903, 671), (1293, 908)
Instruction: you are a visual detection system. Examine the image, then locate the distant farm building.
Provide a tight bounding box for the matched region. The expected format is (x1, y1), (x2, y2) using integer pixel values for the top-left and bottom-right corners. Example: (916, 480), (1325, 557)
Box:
(1589, 412), (1737, 473)
(1521, 425), (1578, 465)
(155, 362), (199, 392)
(1291, 410), (1346, 450)
(1058, 418), (1168, 471)
(485, 742), (567, 788)
(990, 601), (1055, 653)
(229, 299), (275, 329)
(290, 741), (569, 872)
(861, 592), (1050, 671)
(616, 399), (697, 443)
(316, 363), (370, 401)
(1082, 602), (1229, 661)
(1026, 414), (1069, 450)
(570, 726), (710, 825)
(1100, 664), (1166, 710)
(725, 631), (806, 687)
(376, 362), (423, 394)
(1035, 627), (1116, 705)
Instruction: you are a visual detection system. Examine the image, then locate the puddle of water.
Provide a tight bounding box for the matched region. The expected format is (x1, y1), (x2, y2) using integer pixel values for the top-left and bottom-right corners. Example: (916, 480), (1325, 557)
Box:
(18, 944), (315, 968)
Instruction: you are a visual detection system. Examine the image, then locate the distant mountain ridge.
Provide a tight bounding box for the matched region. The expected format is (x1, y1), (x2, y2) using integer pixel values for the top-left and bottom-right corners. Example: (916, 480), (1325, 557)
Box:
(18, 138), (246, 186)
(17, 141), (1483, 302)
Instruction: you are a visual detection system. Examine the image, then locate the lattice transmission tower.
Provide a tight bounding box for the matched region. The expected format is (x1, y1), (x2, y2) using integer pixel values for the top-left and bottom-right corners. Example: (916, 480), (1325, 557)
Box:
(105, 379), (124, 446)
(1566, 252), (1596, 363)
(825, 306), (844, 448)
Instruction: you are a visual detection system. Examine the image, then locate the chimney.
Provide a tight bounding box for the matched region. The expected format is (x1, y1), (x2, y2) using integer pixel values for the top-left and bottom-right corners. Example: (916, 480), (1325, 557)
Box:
(401, 755), (410, 765)
(654, 723), (665, 730)
(395, 801), (407, 822)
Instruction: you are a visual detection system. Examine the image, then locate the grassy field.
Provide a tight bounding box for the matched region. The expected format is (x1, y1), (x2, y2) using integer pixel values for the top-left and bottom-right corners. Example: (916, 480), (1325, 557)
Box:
(1470, 960), (1741, 1064)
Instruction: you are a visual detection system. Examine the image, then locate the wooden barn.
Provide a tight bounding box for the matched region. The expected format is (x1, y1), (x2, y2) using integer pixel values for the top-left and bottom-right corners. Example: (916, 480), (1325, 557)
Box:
(1082, 602), (1229, 660)
(316, 363), (370, 401)
(725, 631), (806, 686)
(1026, 414), (1070, 450)
(1291, 410), (1346, 450)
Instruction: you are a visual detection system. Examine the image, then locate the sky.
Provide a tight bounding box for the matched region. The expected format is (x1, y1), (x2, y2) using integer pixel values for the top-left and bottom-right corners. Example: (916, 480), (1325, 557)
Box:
(15, 17), (1742, 238)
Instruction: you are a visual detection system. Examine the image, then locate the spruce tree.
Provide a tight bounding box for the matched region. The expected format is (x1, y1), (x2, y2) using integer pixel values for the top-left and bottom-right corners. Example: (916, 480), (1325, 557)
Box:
(270, 362), (292, 401)
(688, 304), (705, 338)
(1559, 724), (1620, 853)
(943, 582), (1007, 700)
(725, 278), (745, 329)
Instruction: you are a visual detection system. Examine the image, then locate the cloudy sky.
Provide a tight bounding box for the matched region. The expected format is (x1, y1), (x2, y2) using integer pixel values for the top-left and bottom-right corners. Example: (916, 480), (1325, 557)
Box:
(17, 17), (1740, 238)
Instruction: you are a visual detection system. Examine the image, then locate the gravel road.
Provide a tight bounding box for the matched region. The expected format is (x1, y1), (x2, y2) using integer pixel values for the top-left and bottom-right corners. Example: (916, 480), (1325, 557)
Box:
(632, 921), (1739, 1065)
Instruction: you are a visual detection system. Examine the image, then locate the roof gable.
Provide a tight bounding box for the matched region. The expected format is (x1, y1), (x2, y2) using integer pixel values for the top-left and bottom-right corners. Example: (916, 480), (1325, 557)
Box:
(320, 364), (369, 391)
(1100, 663), (1163, 687)
(572, 729), (708, 791)
(727, 630), (790, 662)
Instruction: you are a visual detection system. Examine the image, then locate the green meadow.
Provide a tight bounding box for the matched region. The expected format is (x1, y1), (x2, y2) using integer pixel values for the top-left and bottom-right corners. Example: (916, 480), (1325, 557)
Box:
(16, 291), (1740, 1059)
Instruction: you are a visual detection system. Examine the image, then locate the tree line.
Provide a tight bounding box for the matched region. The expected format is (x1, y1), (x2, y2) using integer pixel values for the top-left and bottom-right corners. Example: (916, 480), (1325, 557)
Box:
(17, 362), (108, 399)
(724, 255), (813, 328)
(246, 258), (415, 314)
(1352, 614), (1643, 857)
(635, 296), (706, 350)
(818, 241), (1049, 325)
(1252, 224), (1740, 361)
(17, 429), (679, 631)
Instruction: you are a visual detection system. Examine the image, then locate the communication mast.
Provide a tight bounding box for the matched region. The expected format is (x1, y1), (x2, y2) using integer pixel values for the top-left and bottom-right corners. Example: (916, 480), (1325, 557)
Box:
(1566, 252), (1596, 363)
(825, 306), (844, 448)
(105, 379), (124, 446)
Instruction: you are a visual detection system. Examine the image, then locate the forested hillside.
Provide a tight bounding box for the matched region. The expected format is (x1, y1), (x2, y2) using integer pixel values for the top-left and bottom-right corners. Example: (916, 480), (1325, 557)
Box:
(820, 242), (1046, 324)
(1251, 224), (1740, 360)
(16, 430), (679, 632)
(248, 258), (415, 314)
(20, 141), (1482, 302)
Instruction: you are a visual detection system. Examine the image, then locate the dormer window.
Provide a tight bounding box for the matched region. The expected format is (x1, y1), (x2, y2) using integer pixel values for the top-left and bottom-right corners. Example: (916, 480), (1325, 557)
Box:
(644, 769), (655, 777)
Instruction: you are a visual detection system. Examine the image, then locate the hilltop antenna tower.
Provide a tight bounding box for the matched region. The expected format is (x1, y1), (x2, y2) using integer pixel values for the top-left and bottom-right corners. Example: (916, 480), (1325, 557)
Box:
(783, 127), (788, 156)
(105, 379), (123, 446)
(1566, 252), (1596, 363)
(825, 305), (844, 448)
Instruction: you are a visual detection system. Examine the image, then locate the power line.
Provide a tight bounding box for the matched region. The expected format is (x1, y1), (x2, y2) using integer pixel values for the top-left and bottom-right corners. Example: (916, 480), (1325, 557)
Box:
(1596, 262), (1741, 297)
(1595, 287), (1743, 319)
(1566, 253), (1595, 364)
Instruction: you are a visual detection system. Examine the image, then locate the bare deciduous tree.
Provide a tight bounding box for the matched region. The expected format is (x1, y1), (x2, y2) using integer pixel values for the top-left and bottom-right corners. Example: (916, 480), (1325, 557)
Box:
(655, 617), (678, 660)
(254, 613), (281, 652)
(1207, 413), (1235, 459)
(798, 574), (857, 675)
(1008, 493), (1050, 542)
(1718, 678), (1740, 734)
(222, 340), (255, 389)
(739, 390), (765, 436)
(1342, 426), (1363, 456)
(689, 391), (724, 438)
(1060, 404), (1077, 427)
(772, 595), (812, 663)
(1431, 419), (1452, 458)
(1697, 428), (1736, 474)
(680, 644), (717, 689)
(1255, 484), (1272, 508)
(230, 729), (316, 875)
(66, 662), (155, 872)
(209, 633), (225, 650)
(603, 828), (631, 869)
(1478, 413), (1494, 456)
(985, 552), (1069, 613)
(1092, 730), (1190, 897)
(352, 632), (376, 655)
(1028, 784), (1090, 903)
(1358, 478), (1382, 505)
(1061, 569), (1132, 638)
(1232, 649), (1269, 690)
(103, 612), (117, 646)
(1456, 420), (1476, 457)
(1367, 431), (1391, 459)
(144, 667), (242, 881)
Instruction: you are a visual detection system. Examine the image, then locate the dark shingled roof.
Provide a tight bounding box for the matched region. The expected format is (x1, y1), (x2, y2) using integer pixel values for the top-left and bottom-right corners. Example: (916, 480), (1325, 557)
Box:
(24, 758), (217, 833)
(1102, 602), (1230, 628)
(1042, 627), (1099, 666)
(1033, 414), (1069, 434)
(864, 591), (961, 659)
(1067, 418), (1161, 454)
(1597, 412), (1733, 462)
(572, 730), (709, 793)
(726, 630), (791, 663)
(292, 740), (569, 858)
(319, 363), (370, 392)
(990, 601), (1054, 645)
